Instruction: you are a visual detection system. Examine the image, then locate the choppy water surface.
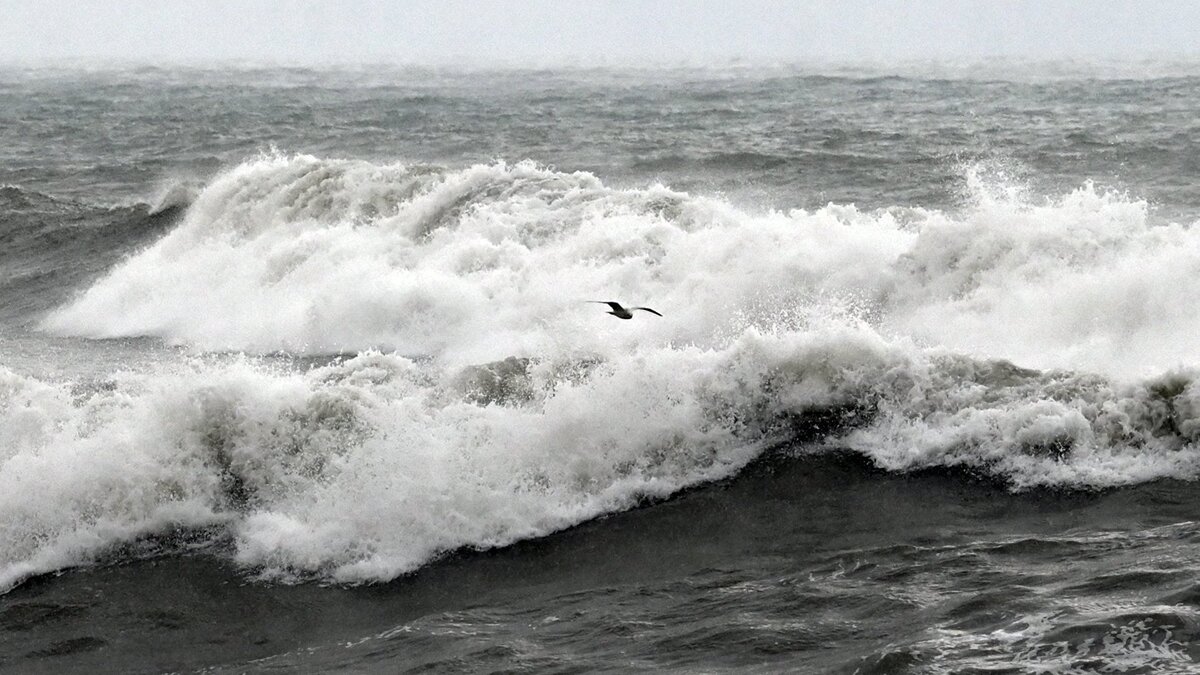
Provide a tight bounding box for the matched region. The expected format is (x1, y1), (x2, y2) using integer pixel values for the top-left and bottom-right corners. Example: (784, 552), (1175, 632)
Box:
(4, 62), (1200, 673)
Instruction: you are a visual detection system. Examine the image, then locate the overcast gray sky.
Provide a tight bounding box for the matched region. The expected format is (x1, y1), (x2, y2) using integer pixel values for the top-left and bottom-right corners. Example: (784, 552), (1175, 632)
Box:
(1, 0), (1197, 65)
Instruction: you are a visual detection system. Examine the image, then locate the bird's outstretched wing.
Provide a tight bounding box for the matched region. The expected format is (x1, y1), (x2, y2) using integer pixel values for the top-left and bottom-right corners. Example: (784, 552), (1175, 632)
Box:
(633, 307), (663, 317)
(588, 301), (625, 311)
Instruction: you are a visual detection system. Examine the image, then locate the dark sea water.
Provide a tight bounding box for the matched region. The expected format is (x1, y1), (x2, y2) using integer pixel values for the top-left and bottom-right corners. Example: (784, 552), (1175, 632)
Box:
(4, 61), (1200, 673)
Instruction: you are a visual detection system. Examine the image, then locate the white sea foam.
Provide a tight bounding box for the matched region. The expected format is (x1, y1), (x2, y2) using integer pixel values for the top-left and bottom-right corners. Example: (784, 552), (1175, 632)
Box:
(41, 152), (909, 362)
(43, 153), (1200, 378)
(888, 171), (1200, 379)
(13, 153), (1200, 589)
(5, 324), (1200, 591)
(0, 330), (870, 592)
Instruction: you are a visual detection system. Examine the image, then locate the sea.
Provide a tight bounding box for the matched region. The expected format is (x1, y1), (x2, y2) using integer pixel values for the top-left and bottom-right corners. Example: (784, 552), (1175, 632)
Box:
(3, 60), (1200, 673)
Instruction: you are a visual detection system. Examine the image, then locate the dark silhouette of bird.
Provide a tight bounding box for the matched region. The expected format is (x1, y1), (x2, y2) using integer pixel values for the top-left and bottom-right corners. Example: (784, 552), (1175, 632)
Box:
(588, 301), (663, 319)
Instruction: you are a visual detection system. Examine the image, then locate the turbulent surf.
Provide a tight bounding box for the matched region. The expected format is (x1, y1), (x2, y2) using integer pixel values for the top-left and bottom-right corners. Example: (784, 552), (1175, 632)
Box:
(5, 64), (1200, 672)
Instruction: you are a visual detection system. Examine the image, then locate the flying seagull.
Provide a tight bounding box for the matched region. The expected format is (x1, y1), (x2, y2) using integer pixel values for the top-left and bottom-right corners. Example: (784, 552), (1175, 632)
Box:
(588, 301), (663, 319)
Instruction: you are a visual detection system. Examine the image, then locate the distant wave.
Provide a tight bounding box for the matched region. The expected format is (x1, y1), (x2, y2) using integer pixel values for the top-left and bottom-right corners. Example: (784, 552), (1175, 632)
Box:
(10, 59), (1200, 84)
(633, 151), (790, 172)
(0, 183), (60, 209)
(146, 176), (204, 215)
(0, 185), (180, 322)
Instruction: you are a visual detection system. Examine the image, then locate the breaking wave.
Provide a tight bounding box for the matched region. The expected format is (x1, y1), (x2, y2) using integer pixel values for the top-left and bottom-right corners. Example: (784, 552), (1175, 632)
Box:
(41, 153), (1200, 378)
(5, 325), (1200, 593)
(8, 152), (1200, 590)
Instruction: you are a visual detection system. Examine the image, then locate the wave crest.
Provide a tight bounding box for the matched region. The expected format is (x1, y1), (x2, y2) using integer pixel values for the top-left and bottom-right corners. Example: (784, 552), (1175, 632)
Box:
(43, 153), (1200, 380)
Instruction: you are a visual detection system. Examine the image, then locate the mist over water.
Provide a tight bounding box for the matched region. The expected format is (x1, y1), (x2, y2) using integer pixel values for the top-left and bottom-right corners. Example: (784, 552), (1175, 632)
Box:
(5, 63), (1200, 672)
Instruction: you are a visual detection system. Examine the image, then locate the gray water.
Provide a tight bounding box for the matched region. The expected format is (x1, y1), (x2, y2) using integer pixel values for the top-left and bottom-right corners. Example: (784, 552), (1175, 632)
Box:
(5, 64), (1200, 212)
(4, 62), (1200, 673)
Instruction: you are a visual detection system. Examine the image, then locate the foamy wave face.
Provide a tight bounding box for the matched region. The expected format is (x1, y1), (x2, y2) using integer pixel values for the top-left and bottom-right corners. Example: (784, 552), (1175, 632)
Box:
(0, 329), (886, 591)
(43, 153), (1200, 379)
(848, 356), (1200, 489)
(7, 325), (1200, 591)
(889, 174), (1200, 378)
(42, 152), (909, 362)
